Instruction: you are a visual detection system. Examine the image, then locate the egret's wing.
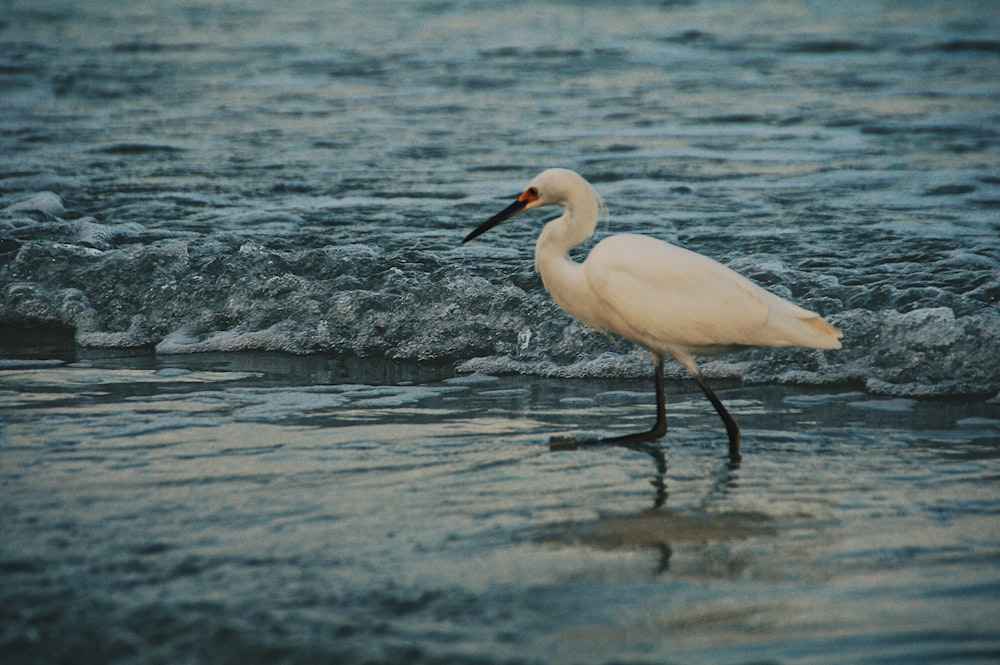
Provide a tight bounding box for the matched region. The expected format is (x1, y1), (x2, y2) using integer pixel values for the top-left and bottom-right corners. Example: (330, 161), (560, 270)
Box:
(584, 235), (834, 352)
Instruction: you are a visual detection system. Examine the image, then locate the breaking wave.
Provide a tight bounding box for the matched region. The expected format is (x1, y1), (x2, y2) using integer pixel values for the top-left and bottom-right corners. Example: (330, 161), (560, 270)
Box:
(3, 192), (997, 398)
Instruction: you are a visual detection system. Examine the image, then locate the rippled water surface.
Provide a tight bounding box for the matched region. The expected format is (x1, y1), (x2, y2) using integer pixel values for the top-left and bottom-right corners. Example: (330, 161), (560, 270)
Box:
(3, 354), (999, 664)
(2, 0), (999, 663)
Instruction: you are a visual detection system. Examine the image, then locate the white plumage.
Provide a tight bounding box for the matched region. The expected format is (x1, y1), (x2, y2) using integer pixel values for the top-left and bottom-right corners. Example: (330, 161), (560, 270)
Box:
(464, 168), (842, 461)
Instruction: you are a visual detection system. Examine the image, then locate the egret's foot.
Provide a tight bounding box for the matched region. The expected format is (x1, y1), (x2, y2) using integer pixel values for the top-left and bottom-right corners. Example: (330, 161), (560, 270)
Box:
(549, 434), (580, 450)
(549, 432), (663, 450)
(598, 430), (666, 446)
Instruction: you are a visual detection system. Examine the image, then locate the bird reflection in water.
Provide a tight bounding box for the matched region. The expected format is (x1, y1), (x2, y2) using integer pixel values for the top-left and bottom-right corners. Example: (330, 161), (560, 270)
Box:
(544, 440), (755, 576)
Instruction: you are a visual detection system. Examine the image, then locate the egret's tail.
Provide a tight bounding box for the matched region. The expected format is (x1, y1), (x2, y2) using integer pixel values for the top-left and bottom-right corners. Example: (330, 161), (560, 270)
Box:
(796, 313), (843, 350)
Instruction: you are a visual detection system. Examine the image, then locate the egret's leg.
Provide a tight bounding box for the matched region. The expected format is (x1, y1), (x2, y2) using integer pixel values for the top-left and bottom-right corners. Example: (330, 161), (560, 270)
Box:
(549, 355), (667, 449)
(598, 354), (667, 445)
(694, 376), (742, 463)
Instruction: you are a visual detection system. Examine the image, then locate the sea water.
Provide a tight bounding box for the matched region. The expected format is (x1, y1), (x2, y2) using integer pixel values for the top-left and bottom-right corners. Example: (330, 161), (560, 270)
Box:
(2, 1), (999, 663)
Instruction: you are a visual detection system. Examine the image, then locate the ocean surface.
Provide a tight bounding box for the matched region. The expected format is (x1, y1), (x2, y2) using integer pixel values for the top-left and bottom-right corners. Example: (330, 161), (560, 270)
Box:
(2, 0), (999, 663)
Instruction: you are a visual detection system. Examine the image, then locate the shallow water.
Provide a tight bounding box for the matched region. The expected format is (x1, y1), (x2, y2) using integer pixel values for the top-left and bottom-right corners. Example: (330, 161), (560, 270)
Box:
(2, 353), (999, 664)
(2, 0), (1000, 663)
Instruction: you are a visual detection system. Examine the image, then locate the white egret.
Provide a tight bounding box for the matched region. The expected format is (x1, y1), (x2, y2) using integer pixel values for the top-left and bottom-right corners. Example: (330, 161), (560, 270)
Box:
(463, 168), (842, 462)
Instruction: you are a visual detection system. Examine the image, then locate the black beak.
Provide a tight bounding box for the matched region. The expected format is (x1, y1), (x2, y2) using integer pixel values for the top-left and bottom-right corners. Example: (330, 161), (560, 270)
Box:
(462, 198), (529, 244)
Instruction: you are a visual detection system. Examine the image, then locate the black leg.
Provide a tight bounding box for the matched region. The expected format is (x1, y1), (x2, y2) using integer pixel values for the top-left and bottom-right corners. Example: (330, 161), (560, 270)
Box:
(548, 354), (742, 463)
(694, 376), (742, 463)
(550, 355), (667, 449)
(599, 354), (667, 445)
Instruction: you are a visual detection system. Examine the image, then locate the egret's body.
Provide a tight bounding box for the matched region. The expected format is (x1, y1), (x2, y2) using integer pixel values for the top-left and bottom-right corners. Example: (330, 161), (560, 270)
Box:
(463, 168), (842, 461)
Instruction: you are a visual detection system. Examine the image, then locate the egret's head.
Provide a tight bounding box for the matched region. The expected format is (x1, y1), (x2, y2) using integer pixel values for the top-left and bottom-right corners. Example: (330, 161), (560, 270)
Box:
(462, 168), (602, 244)
(524, 168), (591, 207)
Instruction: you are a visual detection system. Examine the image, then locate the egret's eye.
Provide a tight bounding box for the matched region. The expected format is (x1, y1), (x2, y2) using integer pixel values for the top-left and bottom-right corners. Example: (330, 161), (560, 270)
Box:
(519, 186), (540, 204)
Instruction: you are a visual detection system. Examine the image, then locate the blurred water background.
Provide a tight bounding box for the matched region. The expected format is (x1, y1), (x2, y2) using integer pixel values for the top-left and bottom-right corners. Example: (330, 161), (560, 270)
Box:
(2, 1), (998, 663)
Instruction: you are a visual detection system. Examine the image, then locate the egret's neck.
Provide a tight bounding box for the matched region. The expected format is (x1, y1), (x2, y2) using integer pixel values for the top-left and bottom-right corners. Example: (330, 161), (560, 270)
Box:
(532, 199), (606, 331)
